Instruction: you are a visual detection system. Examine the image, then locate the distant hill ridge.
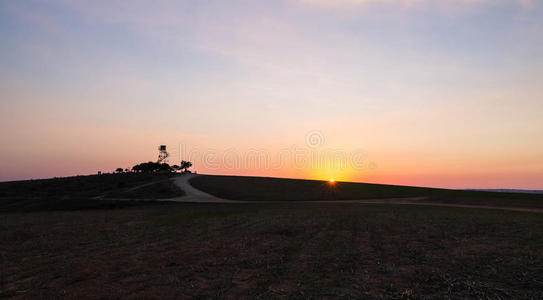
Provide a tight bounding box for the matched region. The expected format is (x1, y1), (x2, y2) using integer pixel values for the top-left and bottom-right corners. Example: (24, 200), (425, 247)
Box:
(466, 189), (543, 194)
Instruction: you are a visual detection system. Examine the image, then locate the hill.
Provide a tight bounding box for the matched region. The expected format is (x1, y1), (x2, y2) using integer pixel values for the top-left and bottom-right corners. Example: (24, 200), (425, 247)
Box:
(190, 175), (543, 209)
(0, 173), (184, 212)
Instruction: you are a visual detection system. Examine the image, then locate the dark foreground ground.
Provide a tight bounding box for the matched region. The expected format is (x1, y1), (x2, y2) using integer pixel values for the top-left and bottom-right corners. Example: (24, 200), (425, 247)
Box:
(2, 203), (542, 299)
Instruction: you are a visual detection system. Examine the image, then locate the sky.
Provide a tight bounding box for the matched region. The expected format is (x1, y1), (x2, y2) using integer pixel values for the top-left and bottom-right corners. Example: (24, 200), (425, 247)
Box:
(1, 0), (542, 189)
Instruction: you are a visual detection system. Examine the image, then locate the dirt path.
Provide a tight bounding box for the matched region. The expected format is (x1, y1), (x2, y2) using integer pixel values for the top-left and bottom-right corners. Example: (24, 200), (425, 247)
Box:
(168, 175), (543, 213)
(168, 174), (242, 203)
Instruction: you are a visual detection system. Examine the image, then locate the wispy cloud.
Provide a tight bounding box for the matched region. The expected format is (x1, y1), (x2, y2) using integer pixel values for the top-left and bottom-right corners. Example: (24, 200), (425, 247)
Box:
(298, 0), (421, 7)
(298, 0), (533, 8)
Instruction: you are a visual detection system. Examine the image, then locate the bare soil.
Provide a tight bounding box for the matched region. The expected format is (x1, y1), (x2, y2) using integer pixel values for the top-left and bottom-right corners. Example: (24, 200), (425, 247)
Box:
(2, 203), (542, 299)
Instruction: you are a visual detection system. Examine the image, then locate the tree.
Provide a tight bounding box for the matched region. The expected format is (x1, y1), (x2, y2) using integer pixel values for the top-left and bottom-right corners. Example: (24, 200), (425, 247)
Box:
(158, 163), (172, 172)
(115, 168), (124, 173)
(180, 160), (193, 173)
(132, 161), (173, 173)
(132, 162), (160, 173)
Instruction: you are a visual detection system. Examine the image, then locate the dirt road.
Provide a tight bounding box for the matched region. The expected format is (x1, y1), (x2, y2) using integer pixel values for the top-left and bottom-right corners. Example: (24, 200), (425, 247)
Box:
(168, 174), (242, 203)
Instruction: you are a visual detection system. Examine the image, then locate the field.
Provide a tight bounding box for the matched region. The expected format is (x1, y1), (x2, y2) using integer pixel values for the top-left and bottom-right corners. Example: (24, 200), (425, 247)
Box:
(1, 203), (542, 299)
(1, 174), (543, 299)
(190, 175), (543, 209)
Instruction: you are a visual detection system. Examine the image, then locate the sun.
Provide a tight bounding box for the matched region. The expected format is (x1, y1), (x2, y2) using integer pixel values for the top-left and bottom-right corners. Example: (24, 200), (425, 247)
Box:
(329, 178), (335, 183)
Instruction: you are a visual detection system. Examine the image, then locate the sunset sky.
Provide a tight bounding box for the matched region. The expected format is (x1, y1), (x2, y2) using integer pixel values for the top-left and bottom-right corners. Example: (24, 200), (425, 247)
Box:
(1, 0), (542, 188)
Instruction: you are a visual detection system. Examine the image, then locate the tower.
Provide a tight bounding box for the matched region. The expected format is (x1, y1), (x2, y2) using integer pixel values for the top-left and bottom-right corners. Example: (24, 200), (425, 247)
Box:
(158, 145), (169, 164)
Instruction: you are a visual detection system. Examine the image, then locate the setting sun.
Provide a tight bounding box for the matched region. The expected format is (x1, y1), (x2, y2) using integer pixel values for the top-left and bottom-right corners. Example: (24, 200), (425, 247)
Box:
(329, 179), (335, 183)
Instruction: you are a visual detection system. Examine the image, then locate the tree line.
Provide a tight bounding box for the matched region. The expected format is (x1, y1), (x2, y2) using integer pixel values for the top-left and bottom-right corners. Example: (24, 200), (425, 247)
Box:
(115, 160), (193, 174)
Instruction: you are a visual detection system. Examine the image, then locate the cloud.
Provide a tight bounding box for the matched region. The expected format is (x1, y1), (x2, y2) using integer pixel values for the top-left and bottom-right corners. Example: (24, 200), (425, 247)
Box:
(298, 0), (533, 8)
(299, 0), (420, 6)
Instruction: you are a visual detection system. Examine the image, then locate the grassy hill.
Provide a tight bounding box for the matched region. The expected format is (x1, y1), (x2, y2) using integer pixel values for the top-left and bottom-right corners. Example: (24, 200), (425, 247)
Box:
(190, 175), (543, 208)
(2, 173), (542, 212)
(0, 173), (184, 212)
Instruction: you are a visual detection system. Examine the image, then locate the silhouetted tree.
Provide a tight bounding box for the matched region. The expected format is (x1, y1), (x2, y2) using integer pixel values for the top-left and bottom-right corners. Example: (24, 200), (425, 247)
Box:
(158, 163), (172, 172)
(132, 162), (159, 173)
(132, 161), (173, 173)
(180, 160), (193, 173)
(115, 168), (124, 173)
